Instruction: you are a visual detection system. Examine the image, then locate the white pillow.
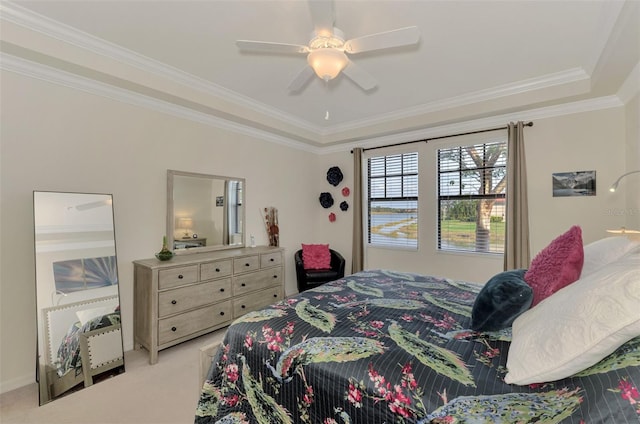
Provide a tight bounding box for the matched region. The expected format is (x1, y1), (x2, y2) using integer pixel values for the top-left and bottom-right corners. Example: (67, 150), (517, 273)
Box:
(504, 248), (640, 385)
(581, 236), (640, 277)
(76, 306), (115, 326)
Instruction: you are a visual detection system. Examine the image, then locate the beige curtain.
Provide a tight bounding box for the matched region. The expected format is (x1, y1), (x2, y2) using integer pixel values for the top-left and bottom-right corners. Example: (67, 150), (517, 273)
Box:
(504, 122), (530, 270)
(351, 148), (364, 273)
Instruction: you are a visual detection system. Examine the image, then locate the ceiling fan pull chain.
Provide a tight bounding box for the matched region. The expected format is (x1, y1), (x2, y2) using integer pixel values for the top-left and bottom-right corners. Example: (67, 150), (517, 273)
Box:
(324, 78), (330, 121)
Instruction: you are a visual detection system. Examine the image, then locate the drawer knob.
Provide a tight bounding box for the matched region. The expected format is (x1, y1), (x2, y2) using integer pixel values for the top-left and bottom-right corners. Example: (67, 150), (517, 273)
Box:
(241, 283), (246, 287)
(270, 258), (274, 262)
(220, 311), (225, 316)
(273, 294), (277, 298)
(245, 263), (250, 267)
(220, 288), (225, 292)
(171, 300), (177, 305)
(178, 274), (184, 279)
(273, 275), (277, 279)
(241, 305), (246, 309)
(171, 326), (177, 332)
(215, 268), (220, 272)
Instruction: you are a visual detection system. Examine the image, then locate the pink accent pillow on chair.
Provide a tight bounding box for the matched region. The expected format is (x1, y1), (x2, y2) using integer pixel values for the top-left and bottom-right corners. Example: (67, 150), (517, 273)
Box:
(302, 244), (331, 270)
(524, 225), (584, 306)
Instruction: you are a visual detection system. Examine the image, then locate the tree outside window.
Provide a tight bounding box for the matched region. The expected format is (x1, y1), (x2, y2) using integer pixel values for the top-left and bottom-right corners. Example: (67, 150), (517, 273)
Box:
(438, 141), (507, 253)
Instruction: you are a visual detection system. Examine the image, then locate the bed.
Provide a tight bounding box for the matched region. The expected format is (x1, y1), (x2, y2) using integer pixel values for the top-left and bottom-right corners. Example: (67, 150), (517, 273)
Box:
(195, 239), (640, 423)
(40, 295), (125, 400)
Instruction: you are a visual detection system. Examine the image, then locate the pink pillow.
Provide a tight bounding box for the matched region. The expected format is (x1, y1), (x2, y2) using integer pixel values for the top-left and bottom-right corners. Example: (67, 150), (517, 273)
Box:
(301, 244), (331, 270)
(524, 225), (584, 306)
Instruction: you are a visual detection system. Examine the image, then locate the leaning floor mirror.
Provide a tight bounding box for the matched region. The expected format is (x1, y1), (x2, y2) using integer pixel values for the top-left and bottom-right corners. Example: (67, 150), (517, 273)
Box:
(33, 191), (125, 405)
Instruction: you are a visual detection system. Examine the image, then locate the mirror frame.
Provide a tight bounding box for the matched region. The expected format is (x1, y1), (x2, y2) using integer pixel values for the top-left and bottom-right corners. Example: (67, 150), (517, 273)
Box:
(33, 191), (125, 405)
(167, 170), (246, 255)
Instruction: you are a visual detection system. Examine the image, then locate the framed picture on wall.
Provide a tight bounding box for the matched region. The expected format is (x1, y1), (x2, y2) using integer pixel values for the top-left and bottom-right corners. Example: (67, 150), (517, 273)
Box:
(552, 170), (596, 197)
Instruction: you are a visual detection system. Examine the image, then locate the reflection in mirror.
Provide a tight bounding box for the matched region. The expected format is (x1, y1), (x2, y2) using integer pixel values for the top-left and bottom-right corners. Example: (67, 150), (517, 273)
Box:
(167, 170), (245, 254)
(33, 191), (125, 405)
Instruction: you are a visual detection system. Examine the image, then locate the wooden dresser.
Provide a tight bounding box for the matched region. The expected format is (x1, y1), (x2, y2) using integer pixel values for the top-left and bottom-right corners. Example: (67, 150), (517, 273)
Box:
(133, 246), (284, 364)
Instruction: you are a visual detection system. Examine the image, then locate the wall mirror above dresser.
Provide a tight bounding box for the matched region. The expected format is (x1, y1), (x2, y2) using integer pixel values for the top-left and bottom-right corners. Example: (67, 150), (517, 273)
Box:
(33, 191), (125, 405)
(167, 170), (245, 254)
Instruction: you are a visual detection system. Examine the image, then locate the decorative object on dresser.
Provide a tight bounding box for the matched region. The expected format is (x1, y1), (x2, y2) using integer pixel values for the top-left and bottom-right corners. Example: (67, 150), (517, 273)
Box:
(262, 206), (279, 247)
(155, 236), (174, 261)
(133, 246), (284, 364)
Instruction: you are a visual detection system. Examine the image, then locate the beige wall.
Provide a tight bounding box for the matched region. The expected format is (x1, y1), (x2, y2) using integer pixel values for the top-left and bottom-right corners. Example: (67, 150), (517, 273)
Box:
(0, 71), (317, 391)
(624, 94), (640, 230)
(1, 69), (636, 393)
(316, 106), (630, 283)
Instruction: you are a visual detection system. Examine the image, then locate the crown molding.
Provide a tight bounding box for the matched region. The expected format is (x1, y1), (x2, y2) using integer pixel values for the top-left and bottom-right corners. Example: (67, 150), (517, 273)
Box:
(2, 1), (631, 155)
(321, 67), (590, 136)
(322, 95), (624, 155)
(2, 52), (626, 157)
(617, 61), (640, 104)
(0, 53), (322, 154)
(1, 1), (614, 143)
(0, 1), (323, 134)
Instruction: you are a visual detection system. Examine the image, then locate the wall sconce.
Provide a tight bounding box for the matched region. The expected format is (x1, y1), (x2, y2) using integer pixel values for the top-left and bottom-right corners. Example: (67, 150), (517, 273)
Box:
(609, 170), (640, 192)
(177, 217), (193, 238)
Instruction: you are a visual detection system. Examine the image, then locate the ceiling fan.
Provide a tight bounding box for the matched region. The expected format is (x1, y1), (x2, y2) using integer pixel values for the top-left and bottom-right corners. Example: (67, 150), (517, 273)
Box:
(236, 0), (420, 92)
(71, 198), (112, 211)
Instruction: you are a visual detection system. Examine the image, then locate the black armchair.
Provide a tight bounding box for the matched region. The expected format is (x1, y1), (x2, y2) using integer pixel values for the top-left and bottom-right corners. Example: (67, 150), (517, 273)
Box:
(294, 249), (345, 292)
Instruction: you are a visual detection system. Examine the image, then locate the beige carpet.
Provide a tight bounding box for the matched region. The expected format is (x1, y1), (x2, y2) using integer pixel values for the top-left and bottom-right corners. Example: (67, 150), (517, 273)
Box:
(0, 330), (225, 424)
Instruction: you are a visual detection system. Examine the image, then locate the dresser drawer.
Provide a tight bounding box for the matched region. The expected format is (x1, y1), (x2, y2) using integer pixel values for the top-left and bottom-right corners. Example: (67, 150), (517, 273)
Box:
(134, 247), (284, 364)
(158, 278), (231, 318)
(233, 255), (260, 274)
(200, 259), (232, 280)
(261, 251), (282, 268)
(233, 287), (283, 317)
(233, 267), (283, 296)
(158, 301), (232, 345)
(158, 265), (198, 290)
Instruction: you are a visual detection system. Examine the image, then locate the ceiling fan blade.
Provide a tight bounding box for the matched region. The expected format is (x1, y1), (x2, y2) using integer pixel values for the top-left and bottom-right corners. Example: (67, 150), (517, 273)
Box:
(75, 200), (110, 211)
(308, 0), (335, 35)
(288, 66), (315, 92)
(344, 26), (420, 54)
(236, 40), (309, 54)
(341, 61), (377, 91)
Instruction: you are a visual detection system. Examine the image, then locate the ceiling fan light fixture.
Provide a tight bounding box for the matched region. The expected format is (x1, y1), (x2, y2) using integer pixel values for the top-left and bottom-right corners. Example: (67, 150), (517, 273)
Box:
(307, 48), (348, 81)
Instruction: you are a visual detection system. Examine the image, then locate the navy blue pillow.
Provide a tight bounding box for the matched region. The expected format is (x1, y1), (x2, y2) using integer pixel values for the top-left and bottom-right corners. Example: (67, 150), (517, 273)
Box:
(471, 269), (533, 332)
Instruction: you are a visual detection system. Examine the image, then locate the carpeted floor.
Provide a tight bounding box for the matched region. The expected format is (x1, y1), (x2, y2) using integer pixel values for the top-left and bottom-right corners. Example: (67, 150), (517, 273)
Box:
(0, 330), (225, 424)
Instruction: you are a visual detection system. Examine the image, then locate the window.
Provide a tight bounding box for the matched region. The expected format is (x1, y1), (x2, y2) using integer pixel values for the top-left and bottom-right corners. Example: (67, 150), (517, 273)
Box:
(367, 152), (418, 249)
(438, 141), (507, 253)
(227, 180), (242, 235)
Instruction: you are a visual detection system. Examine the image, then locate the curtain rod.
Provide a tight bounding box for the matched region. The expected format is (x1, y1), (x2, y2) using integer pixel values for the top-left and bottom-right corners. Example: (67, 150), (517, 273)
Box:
(351, 121), (533, 153)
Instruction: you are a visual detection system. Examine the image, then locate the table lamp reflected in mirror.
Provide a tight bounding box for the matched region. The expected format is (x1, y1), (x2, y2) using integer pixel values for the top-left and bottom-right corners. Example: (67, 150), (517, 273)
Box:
(177, 217), (193, 238)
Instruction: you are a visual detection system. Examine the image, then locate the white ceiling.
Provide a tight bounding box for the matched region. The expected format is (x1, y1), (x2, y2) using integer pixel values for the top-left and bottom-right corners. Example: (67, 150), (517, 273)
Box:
(1, 0), (638, 149)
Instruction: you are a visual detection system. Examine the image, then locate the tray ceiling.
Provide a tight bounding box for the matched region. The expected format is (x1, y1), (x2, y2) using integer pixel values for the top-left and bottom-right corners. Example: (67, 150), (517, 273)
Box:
(1, 1), (638, 148)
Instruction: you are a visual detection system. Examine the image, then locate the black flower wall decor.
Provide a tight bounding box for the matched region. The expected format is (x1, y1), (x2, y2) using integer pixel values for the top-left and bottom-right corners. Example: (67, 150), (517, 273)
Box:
(319, 192), (334, 208)
(326, 166), (344, 187)
(340, 201), (349, 211)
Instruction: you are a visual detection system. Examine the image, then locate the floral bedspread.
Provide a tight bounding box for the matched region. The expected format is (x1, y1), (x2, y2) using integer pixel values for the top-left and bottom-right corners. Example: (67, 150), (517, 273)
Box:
(195, 270), (640, 424)
(55, 311), (121, 377)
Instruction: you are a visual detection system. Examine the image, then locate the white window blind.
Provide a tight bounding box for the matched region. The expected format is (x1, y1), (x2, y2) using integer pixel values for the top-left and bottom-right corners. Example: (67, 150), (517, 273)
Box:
(437, 141), (507, 253)
(367, 152), (418, 249)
